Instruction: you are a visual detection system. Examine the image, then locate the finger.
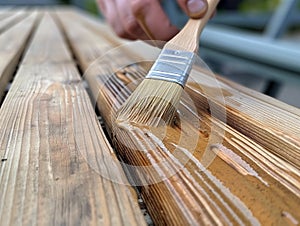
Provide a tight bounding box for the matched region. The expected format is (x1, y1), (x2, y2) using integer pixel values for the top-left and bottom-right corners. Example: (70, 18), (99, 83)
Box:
(177, 0), (208, 19)
(131, 0), (179, 41)
(98, 0), (134, 39)
(97, 0), (106, 14)
(114, 0), (149, 40)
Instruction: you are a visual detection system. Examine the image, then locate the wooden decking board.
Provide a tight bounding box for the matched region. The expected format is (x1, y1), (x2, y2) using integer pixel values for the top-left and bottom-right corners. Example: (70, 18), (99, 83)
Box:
(21, 13), (73, 65)
(90, 63), (300, 225)
(54, 8), (136, 61)
(0, 9), (29, 34)
(0, 7), (299, 225)
(54, 11), (119, 71)
(62, 9), (300, 169)
(0, 13), (145, 226)
(56, 9), (300, 225)
(62, 8), (126, 47)
(218, 75), (300, 117)
(186, 68), (300, 169)
(0, 7), (14, 21)
(0, 12), (39, 103)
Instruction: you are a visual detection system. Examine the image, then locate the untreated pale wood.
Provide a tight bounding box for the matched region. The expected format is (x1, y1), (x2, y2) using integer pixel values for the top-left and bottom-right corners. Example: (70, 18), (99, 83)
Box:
(0, 9), (28, 34)
(0, 12), (38, 102)
(0, 13), (146, 226)
(0, 7), (14, 21)
(57, 9), (300, 225)
(63, 7), (130, 46)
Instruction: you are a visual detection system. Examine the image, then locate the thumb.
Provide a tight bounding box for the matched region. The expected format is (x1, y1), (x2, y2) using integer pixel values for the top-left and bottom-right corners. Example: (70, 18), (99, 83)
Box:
(177, 0), (208, 19)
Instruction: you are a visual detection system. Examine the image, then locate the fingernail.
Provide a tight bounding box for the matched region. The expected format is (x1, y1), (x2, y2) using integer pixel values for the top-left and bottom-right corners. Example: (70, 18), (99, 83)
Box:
(187, 0), (207, 17)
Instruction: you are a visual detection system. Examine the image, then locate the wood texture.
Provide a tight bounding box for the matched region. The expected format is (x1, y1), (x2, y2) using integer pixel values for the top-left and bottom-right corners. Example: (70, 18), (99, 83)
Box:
(0, 7), (13, 21)
(1, 7), (299, 226)
(57, 9), (300, 225)
(0, 13), (146, 226)
(0, 9), (28, 34)
(0, 11), (38, 102)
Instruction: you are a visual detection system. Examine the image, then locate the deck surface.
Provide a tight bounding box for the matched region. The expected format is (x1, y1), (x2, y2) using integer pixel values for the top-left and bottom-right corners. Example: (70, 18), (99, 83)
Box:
(0, 8), (146, 226)
(0, 7), (299, 226)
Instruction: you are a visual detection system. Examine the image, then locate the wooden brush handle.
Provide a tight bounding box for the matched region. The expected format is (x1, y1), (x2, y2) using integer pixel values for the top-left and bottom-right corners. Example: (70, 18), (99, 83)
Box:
(165, 0), (219, 52)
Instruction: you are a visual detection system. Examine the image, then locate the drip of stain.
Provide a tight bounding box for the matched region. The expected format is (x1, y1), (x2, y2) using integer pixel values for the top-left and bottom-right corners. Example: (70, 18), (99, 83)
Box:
(210, 144), (268, 186)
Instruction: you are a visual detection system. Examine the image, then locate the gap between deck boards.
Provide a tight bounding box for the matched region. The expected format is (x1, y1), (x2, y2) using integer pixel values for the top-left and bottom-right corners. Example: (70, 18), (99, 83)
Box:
(52, 12), (154, 226)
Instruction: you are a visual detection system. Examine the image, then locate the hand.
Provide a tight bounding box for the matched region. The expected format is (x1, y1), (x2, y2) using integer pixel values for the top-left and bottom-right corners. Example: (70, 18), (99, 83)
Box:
(97, 0), (208, 41)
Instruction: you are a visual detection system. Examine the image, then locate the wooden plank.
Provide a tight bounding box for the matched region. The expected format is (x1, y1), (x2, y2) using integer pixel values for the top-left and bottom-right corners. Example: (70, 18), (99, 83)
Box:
(63, 8), (300, 170)
(62, 7), (127, 46)
(187, 68), (300, 169)
(57, 9), (300, 225)
(0, 12), (39, 103)
(217, 74), (300, 117)
(0, 13), (145, 226)
(87, 62), (300, 225)
(54, 10), (123, 69)
(0, 9), (28, 34)
(0, 7), (14, 21)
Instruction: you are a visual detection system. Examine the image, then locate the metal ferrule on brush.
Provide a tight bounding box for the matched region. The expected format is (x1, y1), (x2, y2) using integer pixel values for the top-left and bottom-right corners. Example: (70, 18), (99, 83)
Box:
(146, 49), (196, 87)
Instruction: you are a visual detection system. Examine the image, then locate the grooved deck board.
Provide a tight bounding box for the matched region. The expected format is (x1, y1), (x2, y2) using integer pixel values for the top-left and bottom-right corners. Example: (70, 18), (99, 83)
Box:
(0, 7), (14, 21)
(188, 68), (300, 169)
(0, 12), (38, 103)
(0, 13), (145, 226)
(58, 8), (300, 170)
(56, 9), (300, 226)
(0, 9), (28, 34)
(0, 7), (299, 226)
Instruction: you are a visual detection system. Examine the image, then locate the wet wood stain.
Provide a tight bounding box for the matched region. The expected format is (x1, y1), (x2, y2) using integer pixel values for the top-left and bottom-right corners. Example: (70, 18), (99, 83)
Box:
(85, 61), (300, 225)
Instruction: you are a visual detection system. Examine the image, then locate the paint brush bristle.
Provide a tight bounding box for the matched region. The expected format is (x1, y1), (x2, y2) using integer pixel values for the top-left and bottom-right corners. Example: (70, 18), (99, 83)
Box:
(116, 79), (182, 127)
(116, 0), (219, 127)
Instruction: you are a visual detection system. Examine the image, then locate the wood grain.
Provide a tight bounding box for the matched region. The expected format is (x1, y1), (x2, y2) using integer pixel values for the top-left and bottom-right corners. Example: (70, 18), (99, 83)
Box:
(0, 9), (28, 34)
(186, 68), (300, 169)
(0, 13), (145, 226)
(0, 12), (39, 103)
(57, 9), (300, 225)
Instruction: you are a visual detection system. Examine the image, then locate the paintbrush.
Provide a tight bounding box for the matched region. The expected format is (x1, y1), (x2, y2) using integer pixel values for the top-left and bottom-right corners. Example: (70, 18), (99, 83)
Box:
(117, 0), (219, 126)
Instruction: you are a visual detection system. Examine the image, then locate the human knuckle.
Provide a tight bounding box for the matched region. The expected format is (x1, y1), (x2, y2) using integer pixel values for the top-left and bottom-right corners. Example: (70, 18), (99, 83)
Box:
(124, 19), (139, 34)
(106, 19), (124, 38)
(131, 0), (151, 15)
(115, 28), (128, 38)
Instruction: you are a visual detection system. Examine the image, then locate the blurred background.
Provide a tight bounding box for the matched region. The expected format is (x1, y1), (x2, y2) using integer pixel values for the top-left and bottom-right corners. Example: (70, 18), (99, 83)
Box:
(0, 0), (299, 107)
